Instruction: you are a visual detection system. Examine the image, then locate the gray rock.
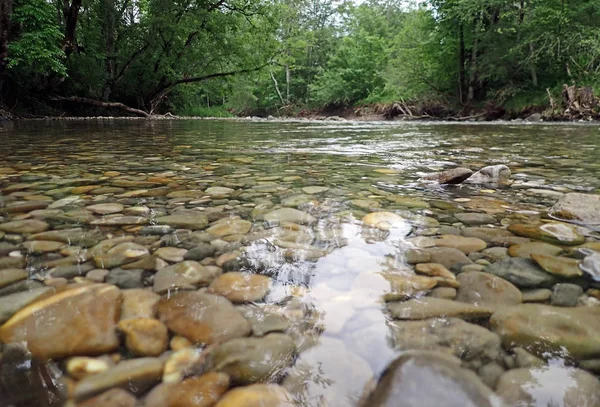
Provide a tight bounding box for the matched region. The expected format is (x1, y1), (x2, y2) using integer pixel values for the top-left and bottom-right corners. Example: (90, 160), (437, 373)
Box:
(463, 165), (511, 184)
(462, 227), (530, 246)
(0, 287), (55, 323)
(485, 258), (558, 288)
(0, 280), (44, 297)
(263, 208), (316, 225)
(456, 271), (522, 307)
(454, 213), (496, 225)
(139, 225), (173, 236)
(477, 361), (505, 389)
(156, 212), (208, 230)
(388, 297), (494, 320)
(49, 263), (95, 279)
(207, 333), (295, 384)
(524, 113), (542, 122)
(496, 366), (600, 407)
(521, 288), (552, 303)
(550, 283), (583, 307)
(490, 304), (600, 360)
(423, 247), (473, 270)
(183, 243), (216, 261)
(550, 192), (600, 225)
(421, 167), (473, 184)
(106, 268), (144, 289)
(0, 268), (28, 288)
(361, 351), (503, 407)
(390, 318), (503, 363)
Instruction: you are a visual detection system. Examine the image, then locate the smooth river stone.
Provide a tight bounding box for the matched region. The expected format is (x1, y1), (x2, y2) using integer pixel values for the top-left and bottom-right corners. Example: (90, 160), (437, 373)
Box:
(387, 297), (494, 320)
(90, 216), (149, 226)
(414, 263), (455, 279)
(0, 284), (121, 359)
(508, 242), (563, 258)
(117, 318), (169, 357)
(362, 212), (411, 233)
(23, 240), (65, 253)
(361, 351), (502, 407)
(484, 257), (558, 288)
(302, 186), (329, 194)
(28, 228), (103, 247)
(432, 235), (487, 254)
(0, 287), (56, 323)
(215, 384), (292, 407)
(207, 333), (295, 384)
(421, 167), (473, 184)
(530, 254), (583, 279)
(263, 208), (316, 225)
(73, 357), (165, 402)
(0, 219), (49, 234)
(86, 203), (125, 215)
(463, 164), (511, 184)
(495, 366), (600, 407)
(76, 389), (136, 407)
(456, 271), (522, 307)
(1, 200), (49, 214)
(93, 242), (149, 268)
(454, 212), (495, 225)
(491, 304), (600, 360)
(550, 192), (600, 225)
(145, 372), (230, 407)
(120, 289), (160, 320)
(153, 261), (219, 293)
(204, 186), (234, 197)
(423, 247), (473, 270)
(206, 218), (252, 237)
(153, 247), (187, 262)
(157, 291), (251, 344)
(390, 318), (503, 362)
(507, 223), (585, 246)
(382, 274), (438, 302)
(0, 268), (28, 288)
(156, 213), (209, 230)
(208, 272), (271, 303)
(462, 227), (530, 246)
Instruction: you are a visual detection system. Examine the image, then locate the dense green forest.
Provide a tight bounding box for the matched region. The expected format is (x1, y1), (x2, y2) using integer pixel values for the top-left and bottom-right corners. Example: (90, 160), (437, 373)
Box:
(0, 0), (599, 117)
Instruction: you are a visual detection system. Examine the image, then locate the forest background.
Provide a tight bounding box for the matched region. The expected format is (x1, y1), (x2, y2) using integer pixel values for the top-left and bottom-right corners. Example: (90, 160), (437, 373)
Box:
(1, 0), (599, 118)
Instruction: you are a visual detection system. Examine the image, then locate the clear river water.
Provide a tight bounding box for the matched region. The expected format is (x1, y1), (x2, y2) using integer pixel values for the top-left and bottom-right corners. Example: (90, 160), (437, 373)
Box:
(0, 119), (599, 407)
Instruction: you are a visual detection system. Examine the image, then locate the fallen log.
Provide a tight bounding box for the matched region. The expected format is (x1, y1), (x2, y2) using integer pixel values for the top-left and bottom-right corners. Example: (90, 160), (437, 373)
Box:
(51, 96), (150, 117)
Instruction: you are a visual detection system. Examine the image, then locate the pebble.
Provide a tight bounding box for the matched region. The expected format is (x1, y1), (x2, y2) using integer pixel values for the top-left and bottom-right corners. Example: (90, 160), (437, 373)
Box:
(117, 318), (169, 356)
(208, 272), (271, 303)
(550, 283), (584, 307)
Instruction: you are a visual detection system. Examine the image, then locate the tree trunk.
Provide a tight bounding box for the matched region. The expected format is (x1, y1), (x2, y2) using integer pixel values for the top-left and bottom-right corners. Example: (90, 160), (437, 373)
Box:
(285, 64), (290, 104)
(467, 14), (482, 103)
(53, 96), (150, 117)
(62, 0), (83, 56)
(529, 43), (538, 87)
(0, 0), (12, 74)
(458, 23), (466, 104)
(101, 0), (117, 101)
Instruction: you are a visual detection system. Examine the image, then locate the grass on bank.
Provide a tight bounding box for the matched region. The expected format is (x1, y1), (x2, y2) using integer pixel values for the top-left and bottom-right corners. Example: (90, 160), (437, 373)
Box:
(176, 106), (235, 117)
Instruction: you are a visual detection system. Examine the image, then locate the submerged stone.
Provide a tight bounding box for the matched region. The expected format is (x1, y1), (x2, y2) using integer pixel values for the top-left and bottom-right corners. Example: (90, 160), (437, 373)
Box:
(550, 192), (600, 225)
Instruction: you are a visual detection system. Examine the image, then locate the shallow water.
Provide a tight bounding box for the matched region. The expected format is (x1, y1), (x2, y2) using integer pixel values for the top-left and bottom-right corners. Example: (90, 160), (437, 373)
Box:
(0, 120), (599, 407)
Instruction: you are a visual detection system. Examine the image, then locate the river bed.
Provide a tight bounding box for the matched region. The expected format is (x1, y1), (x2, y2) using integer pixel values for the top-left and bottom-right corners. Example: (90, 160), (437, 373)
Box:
(0, 120), (599, 407)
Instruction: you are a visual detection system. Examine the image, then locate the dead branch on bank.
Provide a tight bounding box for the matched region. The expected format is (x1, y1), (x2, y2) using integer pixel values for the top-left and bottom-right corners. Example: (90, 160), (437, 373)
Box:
(51, 96), (150, 117)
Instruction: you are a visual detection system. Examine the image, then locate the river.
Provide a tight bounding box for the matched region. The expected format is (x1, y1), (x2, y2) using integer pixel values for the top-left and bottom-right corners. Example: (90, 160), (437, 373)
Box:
(0, 120), (599, 407)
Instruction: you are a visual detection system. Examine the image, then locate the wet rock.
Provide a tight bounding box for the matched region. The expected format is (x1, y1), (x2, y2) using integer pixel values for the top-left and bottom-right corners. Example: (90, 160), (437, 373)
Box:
(485, 257), (558, 288)
(463, 165), (511, 184)
(302, 186), (329, 194)
(456, 271), (522, 307)
(361, 351), (502, 407)
(0, 343), (67, 407)
(153, 260), (219, 293)
(550, 192), (600, 225)
(157, 212), (209, 230)
(23, 240), (65, 253)
(0, 267), (28, 288)
(507, 223), (585, 246)
(206, 218), (252, 237)
(508, 242), (563, 258)
(429, 287), (457, 299)
(183, 243), (216, 261)
(283, 336), (373, 407)
(581, 252), (600, 281)
(157, 291), (251, 344)
(421, 167), (473, 184)
(140, 225), (173, 235)
(462, 227), (530, 246)
(117, 318), (169, 356)
(154, 247), (188, 262)
(432, 235), (487, 254)
(120, 289), (160, 320)
(86, 203), (124, 215)
(208, 272), (271, 303)
(106, 267), (144, 288)
(481, 247), (509, 262)
(495, 366), (600, 407)
(390, 318), (503, 362)
(66, 357), (110, 380)
(512, 347), (545, 368)
(144, 372), (230, 407)
(477, 361), (505, 389)
(382, 274), (439, 301)
(423, 247), (473, 270)
(0, 200), (49, 214)
(0, 286), (55, 323)
(387, 297), (494, 320)
(204, 186), (234, 197)
(215, 384), (292, 407)
(0, 279), (44, 296)
(76, 389), (136, 407)
(454, 212), (495, 225)
(48, 263), (94, 279)
(73, 357), (164, 402)
(531, 254), (583, 278)
(414, 263), (455, 279)
(0, 219), (49, 234)
(86, 268), (109, 282)
(207, 333), (295, 384)
(0, 284), (121, 359)
(93, 242), (149, 268)
(404, 248), (431, 264)
(29, 228), (103, 247)
(490, 304), (600, 360)
(521, 288), (552, 303)
(264, 208), (316, 225)
(550, 283), (583, 307)
(90, 216), (149, 226)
